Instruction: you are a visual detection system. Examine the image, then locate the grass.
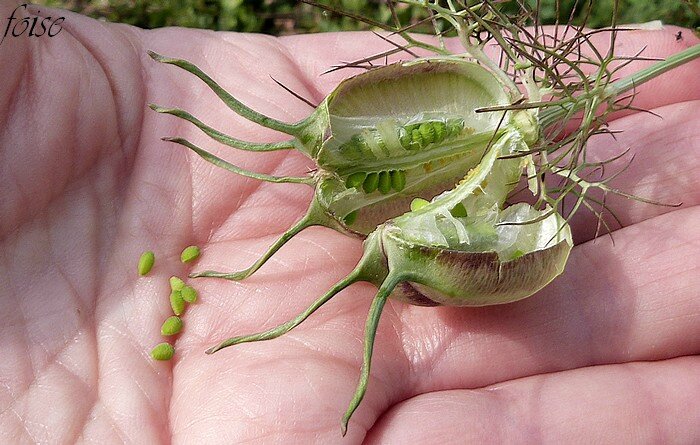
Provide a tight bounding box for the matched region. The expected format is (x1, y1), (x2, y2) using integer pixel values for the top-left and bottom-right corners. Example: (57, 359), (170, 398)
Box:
(34, 0), (700, 35)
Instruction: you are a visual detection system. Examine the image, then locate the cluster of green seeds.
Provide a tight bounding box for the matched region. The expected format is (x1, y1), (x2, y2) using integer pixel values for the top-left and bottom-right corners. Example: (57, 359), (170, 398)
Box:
(341, 119), (469, 203)
(339, 117), (466, 162)
(397, 118), (465, 151)
(137, 246), (202, 361)
(345, 169), (406, 194)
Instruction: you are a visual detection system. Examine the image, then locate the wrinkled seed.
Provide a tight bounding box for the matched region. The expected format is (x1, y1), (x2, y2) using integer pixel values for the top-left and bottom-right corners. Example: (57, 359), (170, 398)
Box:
(138, 251), (155, 276)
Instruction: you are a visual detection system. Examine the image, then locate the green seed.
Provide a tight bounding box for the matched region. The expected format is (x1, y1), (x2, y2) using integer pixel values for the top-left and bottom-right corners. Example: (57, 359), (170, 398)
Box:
(344, 210), (358, 226)
(378, 171), (391, 194)
(170, 290), (186, 316)
(169, 276), (186, 291)
(345, 172), (366, 189)
(181, 285), (198, 303)
(410, 129), (424, 149)
(376, 133), (388, 153)
(447, 118), (464, 137)
(419, 122), (435, 144)
(351, 134), (365, 147)
(180, 245), (200, 263)
(138, 251), (155, 276)
(161, 316), (183, 336)
(410, 198), (430, 212)
(390, 170), (406, 192)
(150, 342), (175, 361)
(398, 129), (412, 149)
(340, 138), (364, 161)
(434, 122), (447, 142)
(362, 172), (379, 194)
(450, 203), (468, 218)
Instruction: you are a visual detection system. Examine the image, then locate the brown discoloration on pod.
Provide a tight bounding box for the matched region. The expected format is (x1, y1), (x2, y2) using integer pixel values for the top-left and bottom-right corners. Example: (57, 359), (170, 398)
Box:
(394, 282), (441, 307)
(383, 226), (571, 307)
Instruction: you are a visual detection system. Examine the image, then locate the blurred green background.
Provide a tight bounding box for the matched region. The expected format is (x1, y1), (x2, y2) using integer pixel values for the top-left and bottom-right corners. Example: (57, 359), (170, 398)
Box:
(36, 0), (699, 34)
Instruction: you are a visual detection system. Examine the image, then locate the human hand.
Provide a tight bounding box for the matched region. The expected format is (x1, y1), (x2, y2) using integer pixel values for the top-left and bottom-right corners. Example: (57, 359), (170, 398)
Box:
(1, 2), (699, 442)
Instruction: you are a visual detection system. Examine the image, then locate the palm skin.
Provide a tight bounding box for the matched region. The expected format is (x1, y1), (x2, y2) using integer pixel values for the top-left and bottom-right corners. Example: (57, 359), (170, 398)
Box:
(1, 2), (699, 443)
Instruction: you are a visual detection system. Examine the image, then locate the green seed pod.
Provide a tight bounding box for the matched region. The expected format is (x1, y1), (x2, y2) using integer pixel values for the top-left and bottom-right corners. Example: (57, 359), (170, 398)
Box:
(149, 53), (513, 253)
(148, 53), (569, 434)
(147, 13), (700, 437)
(181, 245), (200, 263)
(169, 276), (186, 291)
(170, 290), (186, 316)
(138, 251), (155, 276)
(181, 285), (198, 303)
(151, 342), (175, 361)
(161, 316), (183, 336)
(202, 128), (572, 435)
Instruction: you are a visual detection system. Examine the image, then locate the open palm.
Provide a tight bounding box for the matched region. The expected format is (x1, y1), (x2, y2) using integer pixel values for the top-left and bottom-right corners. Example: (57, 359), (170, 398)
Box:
(1, 3), (699, 443)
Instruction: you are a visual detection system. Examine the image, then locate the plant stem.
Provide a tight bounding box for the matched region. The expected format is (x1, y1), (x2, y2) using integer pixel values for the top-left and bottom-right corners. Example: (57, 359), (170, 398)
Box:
(607, 43), (700, 96)
(539, 44), (700, 129)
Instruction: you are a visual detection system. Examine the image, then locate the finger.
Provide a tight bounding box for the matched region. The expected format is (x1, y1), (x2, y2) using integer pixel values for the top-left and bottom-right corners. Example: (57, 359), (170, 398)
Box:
(366, 356), (700, 444)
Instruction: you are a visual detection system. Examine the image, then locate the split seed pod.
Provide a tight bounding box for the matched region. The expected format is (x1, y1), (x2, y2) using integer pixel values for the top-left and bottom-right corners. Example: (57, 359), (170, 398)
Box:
(149, 52), (517, 279)
(149, 53), (571, 434)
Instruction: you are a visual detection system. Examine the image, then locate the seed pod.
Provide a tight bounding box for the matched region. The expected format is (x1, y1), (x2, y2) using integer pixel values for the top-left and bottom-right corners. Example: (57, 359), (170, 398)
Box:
(149, 53), (513, 279)
(203, 129), (572, 435)
(151, 343), (175, 361)
(169, 276), (186, 291)
(147, 16), (700, 437)
(181, 245), (201, 263)
(161, 316), (183, 336)
(170, 290), (185, 316)
(149, 53), (562, 435)
(181, 286), (198, 303)
(138, 251), (155, 276)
